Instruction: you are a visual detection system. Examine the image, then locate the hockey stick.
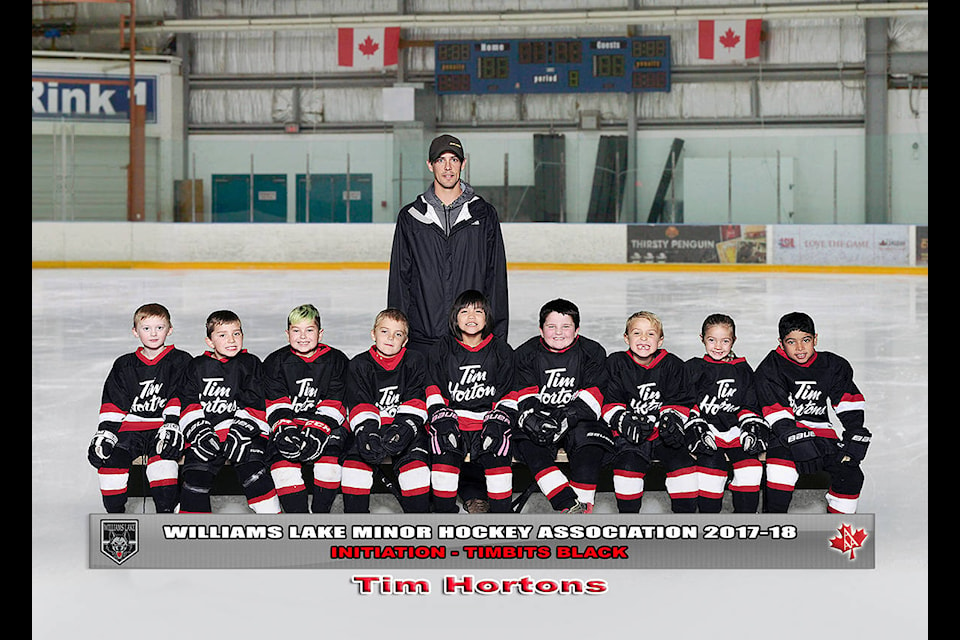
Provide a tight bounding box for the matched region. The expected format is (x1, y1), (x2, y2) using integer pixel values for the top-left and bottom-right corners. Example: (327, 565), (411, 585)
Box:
(511, 479), (540, 513)
(373, 464), (404, 504)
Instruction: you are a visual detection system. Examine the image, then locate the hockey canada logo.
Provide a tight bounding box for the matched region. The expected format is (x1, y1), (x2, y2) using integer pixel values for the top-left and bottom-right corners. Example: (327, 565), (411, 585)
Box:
(828, 523), (868, 560)
(101, 520), (139, 565)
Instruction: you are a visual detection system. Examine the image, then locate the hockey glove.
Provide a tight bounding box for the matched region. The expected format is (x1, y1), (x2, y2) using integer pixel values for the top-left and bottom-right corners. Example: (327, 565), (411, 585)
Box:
(154, 422), (185, 460)
(684, 416), (717, 454)
(518, 406), (569, 446)
(87, 430), (118, 468)
(184, 421), (221, 462)
(384, 414), (420, 457)
(613, 410), (655, 445)
(427, 407), (465, 457)
(738, 415), (770, 456)
(657, 410), (686, 448)
(353, 419), (386, 466)
(298, 420), (336, 462)
(837, 427), (871, 464)
(473, 409), (513, 460)
(224, 418), (261, 464)
(271, 419), (304, 461)
(779, 425), (824, 474)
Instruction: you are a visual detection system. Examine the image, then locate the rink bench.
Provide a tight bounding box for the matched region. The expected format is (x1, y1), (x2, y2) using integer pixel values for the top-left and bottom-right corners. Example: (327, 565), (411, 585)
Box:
(124, 451), (831, 498)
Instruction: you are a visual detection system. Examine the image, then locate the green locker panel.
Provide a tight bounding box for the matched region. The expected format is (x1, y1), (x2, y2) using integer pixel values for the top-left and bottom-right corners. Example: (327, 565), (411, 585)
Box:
(295, 173), (372, 223)
(212, 174), (287, 223)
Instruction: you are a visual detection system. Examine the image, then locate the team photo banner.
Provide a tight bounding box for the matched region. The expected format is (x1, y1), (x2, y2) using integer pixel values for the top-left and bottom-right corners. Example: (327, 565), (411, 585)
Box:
(91, 513), (874, 570)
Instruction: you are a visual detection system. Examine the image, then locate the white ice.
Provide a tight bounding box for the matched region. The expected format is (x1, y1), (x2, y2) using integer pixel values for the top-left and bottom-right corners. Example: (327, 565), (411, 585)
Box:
(32, 268), (927, 639)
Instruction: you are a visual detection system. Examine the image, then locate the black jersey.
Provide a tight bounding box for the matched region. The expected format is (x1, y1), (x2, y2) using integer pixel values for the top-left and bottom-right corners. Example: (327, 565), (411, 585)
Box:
(262, 344), (349, 430)
(98, 345), (193, 433)
(179, 350), (269, 436)
(601, 349), (693, 438)
(754, 346), (866, 441)
(513, 335), (607, 423)
(685, 355), (762, 433)
(346, 347), (428, 431)
(425, 333), (517, 431)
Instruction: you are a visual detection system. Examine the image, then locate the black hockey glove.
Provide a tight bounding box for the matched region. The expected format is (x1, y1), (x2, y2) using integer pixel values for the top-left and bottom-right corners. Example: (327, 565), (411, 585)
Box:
(224, 417), (261, 464)
(87, 430), (118, 468)
(271, 419), (304, 461)
(684, 416), (717, 454)
(837, 427), (871, 464)
(154, 422), (185, 460)
(353, 419), (386, 466)
(614, 410), (656, 445)
(518, 406), (569, 446)
(299, 420), (340, 462)
(184, 421), (221, 462)
(384, 414), (420, 457)
(657, 410), (686, 448)
(779, 425), (824, 474)
(427, 407), (465, 457)
(473, 409), (513, 460)
(738, 415), (770, 456)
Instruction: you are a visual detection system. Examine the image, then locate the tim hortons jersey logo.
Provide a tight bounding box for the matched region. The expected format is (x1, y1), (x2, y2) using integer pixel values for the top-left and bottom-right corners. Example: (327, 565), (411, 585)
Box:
(788, 380), (827, 418)
(200, 378), (240, 414)
(290, 377), (319, 412)
(101, 520), (139, 565)
(629, 382), (662, 416)
(538, 368), (578, 405)
(377, 386), (401, 417)
(697, 378), (741, 415)
(130, 379), (167, 413)
(447, 365), (497, 403)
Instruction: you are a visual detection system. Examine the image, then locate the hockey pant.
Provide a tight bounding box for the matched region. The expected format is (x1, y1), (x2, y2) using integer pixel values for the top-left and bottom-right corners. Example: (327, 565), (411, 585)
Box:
(340, 433), (430, 514)
(763, 437), (864, 513)
(513, 422), (610, 512)
(610, 438), (698, 513)
(179, 445), (281, 514)
(431, 431), (513, 513)
(267, 445), (342, 514)
(694, 447), (763, 513)
(97, 430), (179, 513)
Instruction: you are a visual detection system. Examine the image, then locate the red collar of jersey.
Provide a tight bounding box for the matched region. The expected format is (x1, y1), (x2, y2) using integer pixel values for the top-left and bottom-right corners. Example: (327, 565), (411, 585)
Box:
(289, 343), (331, 362)
(539, 335), (580, 354)
(702, 354), (746, 365)
(626, 348), (668, 369)
(204, 349), (248, 363)
(136, 344), (175, 364)
(458, 334), (493, 352)
(370, 346), (405, 370)
(775, 345), (818, 367)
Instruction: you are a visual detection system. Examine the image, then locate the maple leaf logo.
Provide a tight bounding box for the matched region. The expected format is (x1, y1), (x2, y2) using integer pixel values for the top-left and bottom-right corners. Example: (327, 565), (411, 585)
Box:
(358, 36), (380, 58)
(719, 28), (741, 50)
(829, 523), (868, 560)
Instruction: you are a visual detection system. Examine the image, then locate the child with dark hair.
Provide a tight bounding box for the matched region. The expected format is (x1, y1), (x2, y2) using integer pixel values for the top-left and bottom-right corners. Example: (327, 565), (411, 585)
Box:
(424, 290), (517, 513)
(754, 311), (871, 513)
(684, 313), (768, 513)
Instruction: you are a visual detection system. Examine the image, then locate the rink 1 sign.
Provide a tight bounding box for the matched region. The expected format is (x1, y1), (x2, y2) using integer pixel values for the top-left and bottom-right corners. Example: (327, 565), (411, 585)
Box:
(32, 73), (158, 123)
(89, 514), (874, 570)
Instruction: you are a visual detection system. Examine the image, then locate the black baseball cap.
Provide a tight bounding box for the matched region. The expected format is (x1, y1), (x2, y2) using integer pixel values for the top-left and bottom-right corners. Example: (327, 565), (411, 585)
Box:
(429, 134), (465, 162)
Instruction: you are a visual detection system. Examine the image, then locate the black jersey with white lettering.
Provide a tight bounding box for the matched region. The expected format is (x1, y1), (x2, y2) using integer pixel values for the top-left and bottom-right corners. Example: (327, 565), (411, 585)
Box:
(98, 345), (193, 434)
(346, 347), (428, 431)
(513, 335), (607, 423)
(425, 333), (517, 431)
(685, 355), (762, 432)
(262, 344), (349, 430)
(601, 349), (693, 435)
(178, 350), (269, 436)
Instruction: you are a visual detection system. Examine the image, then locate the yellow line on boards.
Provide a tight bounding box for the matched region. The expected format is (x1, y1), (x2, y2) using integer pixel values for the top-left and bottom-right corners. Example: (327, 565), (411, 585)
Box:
(32, 260), (927, 276)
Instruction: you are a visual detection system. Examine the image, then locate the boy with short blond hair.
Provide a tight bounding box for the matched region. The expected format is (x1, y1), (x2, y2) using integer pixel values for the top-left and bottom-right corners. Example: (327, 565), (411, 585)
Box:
(88, 303), (192, 513)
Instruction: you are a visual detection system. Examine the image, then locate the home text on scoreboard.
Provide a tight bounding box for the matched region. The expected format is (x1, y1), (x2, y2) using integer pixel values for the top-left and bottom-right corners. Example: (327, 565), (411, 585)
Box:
(435, 36), (671, 95)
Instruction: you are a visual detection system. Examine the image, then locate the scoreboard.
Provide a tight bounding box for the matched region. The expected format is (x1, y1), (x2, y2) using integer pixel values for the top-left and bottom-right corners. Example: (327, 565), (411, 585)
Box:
(435, 36), (671, 95)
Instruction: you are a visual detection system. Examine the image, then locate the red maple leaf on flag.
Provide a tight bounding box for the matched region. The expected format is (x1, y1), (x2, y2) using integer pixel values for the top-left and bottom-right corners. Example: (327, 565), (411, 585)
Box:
(829, 523), (868, 560)
(358, 36), (380, 57)
(719, 28), (741, 50)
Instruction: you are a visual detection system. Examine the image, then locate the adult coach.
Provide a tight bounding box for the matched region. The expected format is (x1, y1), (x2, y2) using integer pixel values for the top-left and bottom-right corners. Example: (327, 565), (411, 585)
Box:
(387, 134), (509, 355)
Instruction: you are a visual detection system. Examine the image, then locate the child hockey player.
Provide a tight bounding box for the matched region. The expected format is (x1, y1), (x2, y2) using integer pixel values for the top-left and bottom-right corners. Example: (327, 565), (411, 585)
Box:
(512, 298), (609, 513)
(262, 304), (349, 513)
(177, 310), (280, 514)
(755, 311), (871, 513)
(88, 303), (192, 513)
(341, 309), (431, 513)
(425, 290), (517, 513)
(684, 314), (769, 513)
(601, 311), (698, 513)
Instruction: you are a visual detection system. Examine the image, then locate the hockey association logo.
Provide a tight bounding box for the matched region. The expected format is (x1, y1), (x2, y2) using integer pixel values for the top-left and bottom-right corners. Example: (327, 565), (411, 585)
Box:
(101, 520), (139, 565)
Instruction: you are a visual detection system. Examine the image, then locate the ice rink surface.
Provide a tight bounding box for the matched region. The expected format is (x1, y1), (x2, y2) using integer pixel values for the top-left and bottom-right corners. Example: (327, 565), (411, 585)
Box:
(32, 267), (927, 639)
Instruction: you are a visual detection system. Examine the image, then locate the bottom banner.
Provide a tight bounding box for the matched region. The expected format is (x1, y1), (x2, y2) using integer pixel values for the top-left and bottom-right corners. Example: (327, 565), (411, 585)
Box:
(91, 513), (874, 570)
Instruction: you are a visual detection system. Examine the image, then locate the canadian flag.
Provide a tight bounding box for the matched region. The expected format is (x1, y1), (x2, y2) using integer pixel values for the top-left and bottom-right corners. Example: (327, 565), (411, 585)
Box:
(698, 19), (762, 62)
(337, 27), (400, 69)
